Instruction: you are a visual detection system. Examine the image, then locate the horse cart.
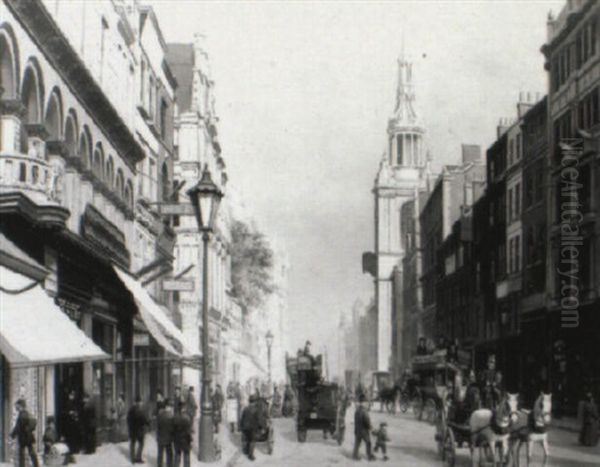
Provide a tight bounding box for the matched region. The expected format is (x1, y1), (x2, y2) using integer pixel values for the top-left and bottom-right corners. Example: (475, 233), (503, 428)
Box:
(286, 353), (345, 444)
(411, 352), (464, 424)
(367, 370), (397, 413)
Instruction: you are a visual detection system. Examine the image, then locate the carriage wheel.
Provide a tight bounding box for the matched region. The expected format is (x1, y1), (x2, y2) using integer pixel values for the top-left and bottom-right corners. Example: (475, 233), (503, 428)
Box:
(443, 429), (456, 467)
(424, 398), (437, 425)
(297, 429), (307, 443)
(412, 397), (423, 420)
(435, 410), (446, 459)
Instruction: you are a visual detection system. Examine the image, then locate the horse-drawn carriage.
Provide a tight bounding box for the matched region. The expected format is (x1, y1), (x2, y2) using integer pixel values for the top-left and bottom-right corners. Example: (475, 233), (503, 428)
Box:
(433, 375), (553, 466)
(286, 353), (345, 444)
(410, 352), (464, 423)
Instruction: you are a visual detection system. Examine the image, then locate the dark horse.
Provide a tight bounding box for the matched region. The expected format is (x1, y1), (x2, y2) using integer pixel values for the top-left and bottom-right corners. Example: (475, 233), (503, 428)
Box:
(376, 384), (402, 413)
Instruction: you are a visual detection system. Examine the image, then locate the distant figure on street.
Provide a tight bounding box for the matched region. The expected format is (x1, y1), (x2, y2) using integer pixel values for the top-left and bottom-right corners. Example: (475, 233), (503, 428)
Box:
(372, 421), (390, 461)
(353, 394), (374, 461)
(173, 387), (184, 415)
(271, 386), (282, 418)
(212, 384), (224, 433)
(62, 389), (80, 462)
(156, 399), (175, 467)
(81, 393), (96, 454)
(416, 337), (428, 356)
(282, 385), (294, 417)
(11, 399), (39, 467)
(579, 390), (599, 447)
(173, 401), (192, 467)
(240, 394), (260, 461)
(226, 382), (239, 432)
(153, 389), (166, 431)
(116, 393), (127, 441)
(185, 386), (198, 429)
(127, 395), (149, 464)
(42, 416), (57, 461)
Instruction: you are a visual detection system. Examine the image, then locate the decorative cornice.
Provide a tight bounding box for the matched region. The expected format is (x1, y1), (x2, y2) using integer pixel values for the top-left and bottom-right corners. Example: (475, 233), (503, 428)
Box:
(0, 192), (69, 228)
(81, 203), (130, 268)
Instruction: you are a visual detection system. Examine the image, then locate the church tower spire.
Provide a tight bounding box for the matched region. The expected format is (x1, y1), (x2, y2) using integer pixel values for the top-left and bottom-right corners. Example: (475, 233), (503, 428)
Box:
(387, 55), (425, 169)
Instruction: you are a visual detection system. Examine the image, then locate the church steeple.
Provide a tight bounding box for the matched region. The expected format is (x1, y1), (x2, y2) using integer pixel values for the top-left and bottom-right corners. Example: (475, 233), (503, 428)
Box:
(387, 54), (425, 169)
(393, 58), (418, 124)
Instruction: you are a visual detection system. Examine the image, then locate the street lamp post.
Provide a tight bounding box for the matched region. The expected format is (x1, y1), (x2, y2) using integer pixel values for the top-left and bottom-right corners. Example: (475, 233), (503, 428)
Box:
(187, 165), (223, 463)
(266, 330), (274, 387)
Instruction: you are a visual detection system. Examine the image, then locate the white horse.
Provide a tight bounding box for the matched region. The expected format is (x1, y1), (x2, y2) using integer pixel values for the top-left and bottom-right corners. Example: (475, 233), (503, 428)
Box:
(469, 393), (519, 467)
(508, 393), (552, 467)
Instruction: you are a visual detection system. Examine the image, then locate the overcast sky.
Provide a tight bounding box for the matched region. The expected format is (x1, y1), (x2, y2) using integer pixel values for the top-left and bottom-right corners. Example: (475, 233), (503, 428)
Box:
(152, 0), (563, 367)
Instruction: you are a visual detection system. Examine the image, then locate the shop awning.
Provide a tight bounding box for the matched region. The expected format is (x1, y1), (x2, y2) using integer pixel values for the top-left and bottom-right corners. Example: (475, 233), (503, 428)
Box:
(0, 266), (109, 368)
(113, 267), (200, 359)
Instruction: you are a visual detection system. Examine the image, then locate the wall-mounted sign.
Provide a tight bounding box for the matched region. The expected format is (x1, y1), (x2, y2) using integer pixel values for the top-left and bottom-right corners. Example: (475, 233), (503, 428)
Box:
(158, 203), (194, 216)
(163, 279), (195, 291)
(133, 333), (150, 347)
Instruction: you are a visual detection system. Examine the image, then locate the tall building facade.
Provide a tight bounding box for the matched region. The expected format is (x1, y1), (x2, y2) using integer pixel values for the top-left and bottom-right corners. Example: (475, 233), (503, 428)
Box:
(0, 0), (187, 460)
(166, 35), (231, 396)
(370, 57), (431, 372)
(542, 0), (600, 407)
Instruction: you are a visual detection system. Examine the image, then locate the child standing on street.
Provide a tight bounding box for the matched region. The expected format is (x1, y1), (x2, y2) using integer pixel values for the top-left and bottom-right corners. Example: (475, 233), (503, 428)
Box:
(373, 421), (390, 461)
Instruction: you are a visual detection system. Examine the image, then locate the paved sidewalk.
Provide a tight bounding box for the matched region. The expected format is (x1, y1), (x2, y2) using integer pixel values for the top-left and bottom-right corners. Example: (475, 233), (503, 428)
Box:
(1, 427), (241, 467)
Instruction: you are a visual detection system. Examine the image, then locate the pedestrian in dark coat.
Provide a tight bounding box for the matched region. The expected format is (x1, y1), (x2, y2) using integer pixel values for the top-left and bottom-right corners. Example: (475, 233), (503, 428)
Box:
(81, 393), (97, 454)
(579, 391), (599, 447)
(240, 394), (260, 461)
(156, 399), (175, 467)
(212, 384), (224, 433)
(185, 387), (198, 429)
(127, 395), (149, 463)
(173, 402), (192, 467)
(62, 389), (81, 461)
(352, 394), (374, 461)
(10, 399), (40, 467)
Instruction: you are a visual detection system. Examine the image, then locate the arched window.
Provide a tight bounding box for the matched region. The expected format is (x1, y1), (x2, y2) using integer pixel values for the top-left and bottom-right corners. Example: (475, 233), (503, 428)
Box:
(106, 156), (115, 188)
(0, 26), (19, 100)
(93, 144), (104, 180)
(161, 162), (170, 201)
(115, 169), (124, 199)
(64, 110), (78, 157)
(44, 87), (63, 140)
(79, 126), (92, 169)
(124, 180), (133, 208)
(21, 60), (44, 124)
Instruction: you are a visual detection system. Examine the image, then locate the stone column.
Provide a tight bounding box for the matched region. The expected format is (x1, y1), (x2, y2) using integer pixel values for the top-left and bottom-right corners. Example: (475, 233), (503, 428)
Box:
(0, 100), (26, 153)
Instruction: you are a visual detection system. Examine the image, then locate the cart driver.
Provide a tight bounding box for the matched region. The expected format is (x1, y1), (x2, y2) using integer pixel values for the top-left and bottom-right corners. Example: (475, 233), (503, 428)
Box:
(303, 340), (316, 366)
(480, 354), (502, 409)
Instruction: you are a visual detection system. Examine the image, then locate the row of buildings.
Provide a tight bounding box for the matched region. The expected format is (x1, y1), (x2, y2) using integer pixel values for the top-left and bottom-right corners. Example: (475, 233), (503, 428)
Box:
(0, 0), (288, 462)
(359, 0), (599, 412)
